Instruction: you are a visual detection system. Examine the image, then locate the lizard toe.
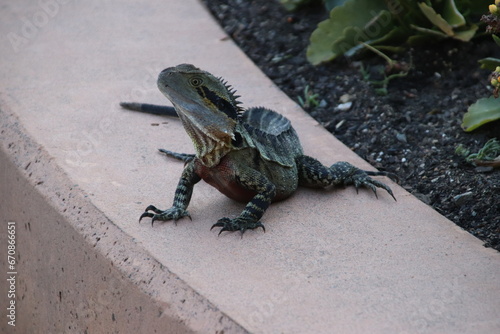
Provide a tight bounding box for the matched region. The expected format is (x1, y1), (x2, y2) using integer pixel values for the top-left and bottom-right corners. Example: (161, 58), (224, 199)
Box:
(139, 212), (155, 222)
(140, 206), (191, 226)
(212, 217), (266, 236)
(144, 205), (164, 214)
(366, 178), (396, 201)
(352, 170), (396, 201)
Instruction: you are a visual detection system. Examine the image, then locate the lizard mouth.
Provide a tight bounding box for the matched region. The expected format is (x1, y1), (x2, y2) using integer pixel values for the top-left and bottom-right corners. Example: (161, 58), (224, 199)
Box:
(159, 82), (235, 139)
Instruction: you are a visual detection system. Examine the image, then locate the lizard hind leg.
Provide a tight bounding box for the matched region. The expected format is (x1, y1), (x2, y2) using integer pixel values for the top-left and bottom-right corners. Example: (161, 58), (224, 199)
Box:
(296, 155), (396, 201)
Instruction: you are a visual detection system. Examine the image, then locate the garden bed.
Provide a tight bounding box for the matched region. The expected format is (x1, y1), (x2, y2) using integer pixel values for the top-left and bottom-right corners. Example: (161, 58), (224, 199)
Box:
(201, 0), (500, 250)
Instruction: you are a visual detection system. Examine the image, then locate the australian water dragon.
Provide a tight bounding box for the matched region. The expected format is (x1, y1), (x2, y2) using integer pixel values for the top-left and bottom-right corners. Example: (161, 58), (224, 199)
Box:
(121, 64), (396, 235)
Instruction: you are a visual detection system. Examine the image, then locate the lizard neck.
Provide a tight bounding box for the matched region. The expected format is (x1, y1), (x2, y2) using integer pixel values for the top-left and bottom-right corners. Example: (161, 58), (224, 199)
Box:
(178, 112), (233, 167)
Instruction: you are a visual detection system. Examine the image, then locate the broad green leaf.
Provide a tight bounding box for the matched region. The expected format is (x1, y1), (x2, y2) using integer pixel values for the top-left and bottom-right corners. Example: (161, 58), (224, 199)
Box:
(479, 57), (500, 70)
(462, 96), (500, 132)
(307, 0), (389, 65)
(335, 10), (394, 54)
(418, 2), (454, 36)
(442, 0), (465, 28)
(307, 18), (342, 65)
(452, 24), (478, 42)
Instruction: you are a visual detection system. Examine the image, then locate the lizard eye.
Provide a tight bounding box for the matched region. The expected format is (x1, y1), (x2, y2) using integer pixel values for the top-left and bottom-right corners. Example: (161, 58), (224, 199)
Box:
(189, 77), (203, 87)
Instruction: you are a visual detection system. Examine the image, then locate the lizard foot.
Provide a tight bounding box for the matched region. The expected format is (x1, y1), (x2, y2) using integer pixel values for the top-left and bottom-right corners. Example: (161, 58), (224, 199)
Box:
(139, 205), (191, 226)
(211, 217), (265, 236)
(351, 169), (396, 201)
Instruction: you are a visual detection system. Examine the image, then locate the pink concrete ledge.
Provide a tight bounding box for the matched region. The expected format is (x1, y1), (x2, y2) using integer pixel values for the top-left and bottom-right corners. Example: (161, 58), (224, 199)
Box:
(1, 0), (499, 333)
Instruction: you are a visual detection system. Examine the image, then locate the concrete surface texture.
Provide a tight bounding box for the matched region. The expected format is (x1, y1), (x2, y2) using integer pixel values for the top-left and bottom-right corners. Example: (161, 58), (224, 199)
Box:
(0, 0), (499, 333)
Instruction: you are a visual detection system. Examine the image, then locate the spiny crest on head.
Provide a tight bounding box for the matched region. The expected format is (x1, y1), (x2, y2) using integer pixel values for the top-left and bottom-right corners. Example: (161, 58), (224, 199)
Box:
(217, 76), (244, 115)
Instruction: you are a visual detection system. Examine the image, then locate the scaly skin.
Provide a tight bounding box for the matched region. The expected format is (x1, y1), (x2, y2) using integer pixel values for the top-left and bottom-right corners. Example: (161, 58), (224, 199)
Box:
(123, 64), (396, 235)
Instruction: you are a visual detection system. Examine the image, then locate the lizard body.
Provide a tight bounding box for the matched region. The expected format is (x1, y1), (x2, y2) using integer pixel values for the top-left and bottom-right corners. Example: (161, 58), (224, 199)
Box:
(122, 64), (396, 235)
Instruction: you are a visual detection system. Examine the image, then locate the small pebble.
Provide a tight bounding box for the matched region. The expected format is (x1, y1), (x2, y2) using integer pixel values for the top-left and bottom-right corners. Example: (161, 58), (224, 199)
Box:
(453, 191), (473, 206)
(337, 101), (352, 111)
(396, 133), (407, 143)
(335, 119), (345, 130)
(339, 94), (354, 103)
(431, 176), (441, 183)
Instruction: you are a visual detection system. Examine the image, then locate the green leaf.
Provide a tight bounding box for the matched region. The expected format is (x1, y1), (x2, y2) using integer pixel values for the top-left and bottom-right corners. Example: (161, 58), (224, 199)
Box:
(372, 45), (406, 53)
(307, 0), (390, 65)
(493, 34), (500, 47)
(462, 96), (500, 132)
(370, 25), (409, 46)
(452, 24), (477, 42)
(441, 0), (465, 28)
(418, 2), (454, 36)
(344, 26), (407, 57)
(410, 24), (449, 38)
(478, 57), (500, 70)
(410, 19), (477, 42)
(414, 1), (476, 42)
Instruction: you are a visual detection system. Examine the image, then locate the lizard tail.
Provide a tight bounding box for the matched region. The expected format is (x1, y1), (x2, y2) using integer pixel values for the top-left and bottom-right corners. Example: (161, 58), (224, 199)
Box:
(120, 102), (178, 117)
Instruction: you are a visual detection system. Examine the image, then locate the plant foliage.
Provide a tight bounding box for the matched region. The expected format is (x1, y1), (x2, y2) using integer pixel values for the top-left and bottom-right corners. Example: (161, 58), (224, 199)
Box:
(462, 96), (500, 131)
(461, 1), (500, 131)
(302, 0), (489, 65)
(456, 138), (500, 165)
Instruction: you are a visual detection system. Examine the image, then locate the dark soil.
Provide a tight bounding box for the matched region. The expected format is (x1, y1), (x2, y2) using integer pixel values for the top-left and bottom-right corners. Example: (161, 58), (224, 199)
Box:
(201, 0), (500, 250)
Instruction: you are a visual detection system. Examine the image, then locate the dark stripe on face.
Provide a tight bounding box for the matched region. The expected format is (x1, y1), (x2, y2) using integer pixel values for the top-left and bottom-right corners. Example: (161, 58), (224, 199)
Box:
(196, 86), (239, 120)
(232, 132), (243, 147)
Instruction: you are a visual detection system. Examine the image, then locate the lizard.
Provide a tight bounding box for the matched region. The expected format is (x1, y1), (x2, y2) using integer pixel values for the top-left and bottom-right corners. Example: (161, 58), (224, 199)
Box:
(121, 63), (396, 235)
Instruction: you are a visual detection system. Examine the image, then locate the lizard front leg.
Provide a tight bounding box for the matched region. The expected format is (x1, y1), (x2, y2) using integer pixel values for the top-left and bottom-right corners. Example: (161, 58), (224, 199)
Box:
(140, 160), (201, 225)
(211, 167), (276, 235)
(296, 155), (396, 200)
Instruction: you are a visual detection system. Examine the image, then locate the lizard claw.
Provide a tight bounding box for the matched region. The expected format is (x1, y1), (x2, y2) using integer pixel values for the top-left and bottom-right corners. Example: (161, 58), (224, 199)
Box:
(139, 205), (191, 226)
(353, 170), (396, 201)
(211, 217), (266, 236)
(139, 212), (155, 222)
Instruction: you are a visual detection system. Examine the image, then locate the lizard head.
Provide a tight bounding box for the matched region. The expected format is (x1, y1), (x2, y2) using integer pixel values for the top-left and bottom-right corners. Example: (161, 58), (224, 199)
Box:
(157, 64), (243, 166)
